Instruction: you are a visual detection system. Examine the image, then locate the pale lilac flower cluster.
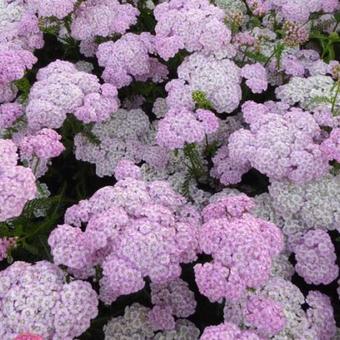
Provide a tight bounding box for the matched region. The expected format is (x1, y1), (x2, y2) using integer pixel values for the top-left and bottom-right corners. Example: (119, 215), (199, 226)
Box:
(71, 0), (139, 41)
(269, 174), (340, 233)
(194, 194), (283, 302)
(148, 305), (175, 331)
(103, 303), (200, 339)
(156, 107), (219, 150)
(0, 102), (23, 129)
(148, 278), (196, 331)
(0, 43), (36, 86)
(243, 295), (286, 337)
(97, 33), (168, 89)
(321, 127), (340, 162)
(74, 108), (168, 177)
(215, 102), (330, 185)
(17, 128), (64, 178)
(224, 277), (336, 339)
(270, 0), (339, 23)
(26, 60), (119, 130)
(48, 164), (200, 304)
(153, 0), (232, 60)
(19, 128), (64, 160)
(166, 53), (241, 113)
(0, 0), (43, 50)
(211, 143), (251, 186)
(276, 75), (340, 111)
(223, 292), (287, 338)
(0, 139), (36, 222)
(241, 63), (268, 93)
(200, 322), (261, 340)
(0, 83), (17, 104)
(0, 261), (98, 339)
(257, 278), (317, 338)
(306, 291), (337, 340)
(104, 303), (154, 339)
(114, 159), (142, 181)
(293, 229), (338, 285)
(30, 0), (76, 19)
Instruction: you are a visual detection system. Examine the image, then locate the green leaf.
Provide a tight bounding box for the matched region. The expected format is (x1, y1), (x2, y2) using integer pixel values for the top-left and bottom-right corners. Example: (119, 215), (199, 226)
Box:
(192, 91), (214, 110)
(14, 77), (31, 103)
(22, 241), (39, 255)
(334, 11), (340, 23)
(244, 50), (268, 63)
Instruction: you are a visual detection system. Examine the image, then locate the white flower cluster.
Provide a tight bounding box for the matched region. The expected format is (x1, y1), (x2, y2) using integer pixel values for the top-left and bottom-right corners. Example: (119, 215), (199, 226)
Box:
(75, 108), (168, 177)
(269, 174), (340, 233)
(259, 278), (318, 340)
(104, 303), (200, 340)
(276, 75), (340, 110)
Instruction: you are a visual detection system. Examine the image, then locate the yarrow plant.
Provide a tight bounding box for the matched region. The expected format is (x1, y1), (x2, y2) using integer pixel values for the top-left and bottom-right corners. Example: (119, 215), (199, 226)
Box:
(0, 0), (339, 338)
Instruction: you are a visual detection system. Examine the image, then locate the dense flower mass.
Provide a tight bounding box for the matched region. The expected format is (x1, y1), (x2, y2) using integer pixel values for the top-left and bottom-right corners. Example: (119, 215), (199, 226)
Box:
(74, 109), (168, 177)
(0, 102), (23, 129)
(293, 229), (338, 285)
(0, 139), (36, 221)
(48, 162), (200, 304)
(31, 0), (76, 19)
(0, 261), (98, 339)
(97, 33), (168, 89)
(153, 0), (232, 60)
(26, 60), (119, 130)
(269, 174), (340, 232)
(194, 194), (284, 302)
(103, 303), (200, 339)
(200, 322), (261, 339)
(166, 53), (242, 113)
(157, 107), (219, 149)
(71, 0), (139, 41)
(0, 43), (37, 86)
(0, 0), (339, 337)
(0, 0), (43, 50)
(215, 102), (331, 184)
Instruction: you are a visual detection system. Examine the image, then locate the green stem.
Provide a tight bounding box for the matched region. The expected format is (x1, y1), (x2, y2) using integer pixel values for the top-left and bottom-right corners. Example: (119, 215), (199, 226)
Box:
(331, 81), (340, 116)
(183, 143), (205, 180)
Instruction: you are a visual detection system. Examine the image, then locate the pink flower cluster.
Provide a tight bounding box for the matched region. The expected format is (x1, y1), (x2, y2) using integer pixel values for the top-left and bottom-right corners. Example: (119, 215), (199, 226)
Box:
(166, 53), (242, 113)
(270, 0), (339, 23)
(153, 0), (232, 60)
(241, 63), (268, 94)
(48, 161), (200, 304)
(243, 295), (286, 337)
(214, 101), (330, 184)
(156, 107), (219, 150)
(200, 322), (261, 340)
(321, 127), (340, 162)
(194, 194), (284, 302)
(0, 261), (98, 339)
(30, 0), (76, 19)
(294, 229), (338, 285)
(71, 0), (139, 41)
(0, 0), (339, 337)
(97, 33), (168, 89)
(0, 102), (23, 129)
(0, 1), (43, 51)
(148, 278), (197, 331)
(306, 291), (337, 339)
(0, 43), (36, 89)
(0, 139), (36, 222)
(26, 60), (119, 130)
(19, 128), (64, 160)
